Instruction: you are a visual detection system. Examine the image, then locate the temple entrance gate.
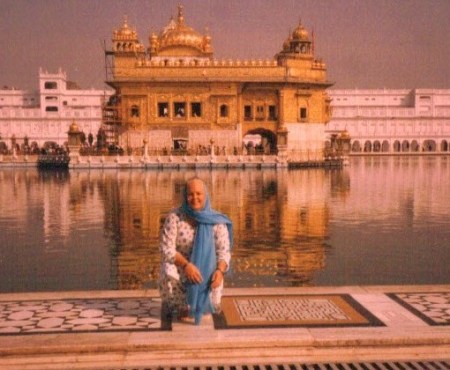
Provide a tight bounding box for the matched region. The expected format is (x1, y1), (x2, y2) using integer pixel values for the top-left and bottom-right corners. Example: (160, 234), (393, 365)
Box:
(243, 128), (277, 155)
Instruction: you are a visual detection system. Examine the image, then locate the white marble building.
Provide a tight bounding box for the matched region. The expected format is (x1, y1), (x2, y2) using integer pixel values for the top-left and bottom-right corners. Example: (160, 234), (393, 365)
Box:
(2, 72), (450, 156)
(0, 68), (112, 152)
(327, 89), (450, 153)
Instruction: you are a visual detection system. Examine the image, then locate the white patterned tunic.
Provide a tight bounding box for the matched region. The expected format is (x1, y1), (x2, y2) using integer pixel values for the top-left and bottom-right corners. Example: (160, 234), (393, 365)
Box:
(158, 208), (231, 313)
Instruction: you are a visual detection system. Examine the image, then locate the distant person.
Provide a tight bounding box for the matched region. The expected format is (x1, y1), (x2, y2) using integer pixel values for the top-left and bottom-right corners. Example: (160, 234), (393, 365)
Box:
(158, 177), (233, 324)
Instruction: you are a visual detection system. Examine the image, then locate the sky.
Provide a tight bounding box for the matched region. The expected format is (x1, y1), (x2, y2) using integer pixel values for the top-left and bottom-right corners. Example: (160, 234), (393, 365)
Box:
(1, 0), (450, 91)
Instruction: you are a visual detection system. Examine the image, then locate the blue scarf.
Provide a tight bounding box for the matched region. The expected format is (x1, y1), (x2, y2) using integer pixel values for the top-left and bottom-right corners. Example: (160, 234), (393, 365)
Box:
(181, 185), (233, 325)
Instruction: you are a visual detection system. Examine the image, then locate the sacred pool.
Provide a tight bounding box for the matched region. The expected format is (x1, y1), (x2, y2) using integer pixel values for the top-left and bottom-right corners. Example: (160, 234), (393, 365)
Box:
(0, 156), (449, 293)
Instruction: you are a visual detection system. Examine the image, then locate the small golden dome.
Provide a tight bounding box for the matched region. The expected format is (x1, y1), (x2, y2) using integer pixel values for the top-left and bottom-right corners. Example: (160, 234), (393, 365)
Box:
(203, 33), (212, 43)
(292, 22), (309, 41)
(69, 121), (79, 133)
(340, 130), (350, 138)
(202, 33), (212, 52)
(115, 16), (138, 39)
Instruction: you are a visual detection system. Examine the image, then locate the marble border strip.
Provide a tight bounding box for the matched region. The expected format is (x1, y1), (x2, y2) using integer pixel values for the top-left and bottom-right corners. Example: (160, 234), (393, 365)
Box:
(213, 294), (385, 329)
(386, 292), (450, 326)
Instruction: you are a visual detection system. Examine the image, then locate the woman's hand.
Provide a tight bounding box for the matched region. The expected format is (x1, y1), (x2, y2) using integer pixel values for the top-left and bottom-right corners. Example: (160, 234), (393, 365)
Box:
(184, 263), (203, 284)
(210, 269), (224, 289)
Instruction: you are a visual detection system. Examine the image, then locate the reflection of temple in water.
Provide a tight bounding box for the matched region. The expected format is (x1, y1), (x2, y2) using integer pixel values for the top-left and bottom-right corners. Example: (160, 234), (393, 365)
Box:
(3, 157), (449, 291)
(231, 169), (330, 286)
(63, 157), (450, 290)
(0, 167), (345, 290)
(99, 169), (333, 289)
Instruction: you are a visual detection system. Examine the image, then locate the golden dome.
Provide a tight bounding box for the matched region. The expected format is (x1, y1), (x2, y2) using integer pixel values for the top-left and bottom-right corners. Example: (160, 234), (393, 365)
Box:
(156, 5), (211, 55)
(114, 16), (138, 40)
(292, 22), (309, 41)
(69, 121), (79, 133)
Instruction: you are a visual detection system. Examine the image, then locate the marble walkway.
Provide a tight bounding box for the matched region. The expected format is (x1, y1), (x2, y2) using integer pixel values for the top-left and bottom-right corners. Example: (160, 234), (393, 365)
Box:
(0, 285), (449, 369)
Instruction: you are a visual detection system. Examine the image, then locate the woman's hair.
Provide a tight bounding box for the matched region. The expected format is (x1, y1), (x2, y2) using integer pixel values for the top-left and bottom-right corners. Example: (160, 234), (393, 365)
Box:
(185, 177), (206, 194)
(186, 176), (204, 186)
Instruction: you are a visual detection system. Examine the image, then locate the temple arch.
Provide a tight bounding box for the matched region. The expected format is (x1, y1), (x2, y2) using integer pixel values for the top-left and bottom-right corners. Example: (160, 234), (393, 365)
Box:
(401, 140), (410, 152)
(381, 140), (390, 152)
(423, 139), (436, 152)
(243, 128), (277, 154)
(373, 140), (381, 152)
(0, 141), (7, 154)
(411, 140), (420, 152)
(351, 140), (361, 152)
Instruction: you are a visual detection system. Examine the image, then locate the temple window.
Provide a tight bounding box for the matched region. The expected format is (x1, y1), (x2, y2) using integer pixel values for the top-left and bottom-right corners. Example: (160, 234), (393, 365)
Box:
(256, 105), (264, 121)
(244, 105), (252, 120)
(300, 107), (308, 120)
(174, 102), (186, 118)
(220, 104), (229, 117)
(269, 105), (277, 120)
(45, 106), (58, 112)
(44, 82), (57, 89)
(191, 102), (202, 117)
(158, 102), (169, 117)
(131, 105), (140, 117)
(45, 96), (58, 101)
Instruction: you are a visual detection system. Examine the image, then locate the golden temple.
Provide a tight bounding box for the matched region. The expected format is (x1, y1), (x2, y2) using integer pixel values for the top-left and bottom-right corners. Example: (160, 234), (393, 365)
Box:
(105, 5), (333, 157)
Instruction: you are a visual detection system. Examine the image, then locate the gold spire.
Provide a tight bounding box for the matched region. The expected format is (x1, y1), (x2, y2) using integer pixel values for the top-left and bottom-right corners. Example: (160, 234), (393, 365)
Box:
(177, 4), (185, 25)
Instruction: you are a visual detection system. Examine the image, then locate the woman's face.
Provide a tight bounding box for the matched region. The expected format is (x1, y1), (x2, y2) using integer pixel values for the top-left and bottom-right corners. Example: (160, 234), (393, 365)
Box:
(186, 179), (206, 211)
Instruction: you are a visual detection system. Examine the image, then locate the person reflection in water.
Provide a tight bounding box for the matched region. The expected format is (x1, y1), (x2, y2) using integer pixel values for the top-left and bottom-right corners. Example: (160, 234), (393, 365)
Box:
(159, 177), (233, 324)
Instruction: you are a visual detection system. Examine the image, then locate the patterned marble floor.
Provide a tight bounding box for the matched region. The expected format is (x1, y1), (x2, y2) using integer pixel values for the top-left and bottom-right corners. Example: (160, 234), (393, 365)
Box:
(387, 292), (450, 326)
(0, 297), (163, 335)
(1, 288), (450, 369)
(214, 294), (385, 329)
(1, 291), (449, 336)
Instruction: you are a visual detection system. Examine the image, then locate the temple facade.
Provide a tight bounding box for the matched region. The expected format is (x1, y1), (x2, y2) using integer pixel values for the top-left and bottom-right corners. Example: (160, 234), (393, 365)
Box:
(105, 5), (333, 157)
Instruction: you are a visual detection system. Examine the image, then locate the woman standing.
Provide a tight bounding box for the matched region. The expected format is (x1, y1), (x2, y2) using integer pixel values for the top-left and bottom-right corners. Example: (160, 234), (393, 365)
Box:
(159, 177), (233, 324)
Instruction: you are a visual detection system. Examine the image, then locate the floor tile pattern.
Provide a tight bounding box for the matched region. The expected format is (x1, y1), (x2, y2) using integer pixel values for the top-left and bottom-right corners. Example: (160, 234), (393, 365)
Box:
(214, 294), (384, 329)
(0, 297), (163, 335)
(235, 297), (350, 321)
(387, 292), (450, 325)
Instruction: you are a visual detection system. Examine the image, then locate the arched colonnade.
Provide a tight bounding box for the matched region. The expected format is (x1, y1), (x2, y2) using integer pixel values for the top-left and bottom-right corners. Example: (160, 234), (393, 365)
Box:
(349, 139), (449, 153)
